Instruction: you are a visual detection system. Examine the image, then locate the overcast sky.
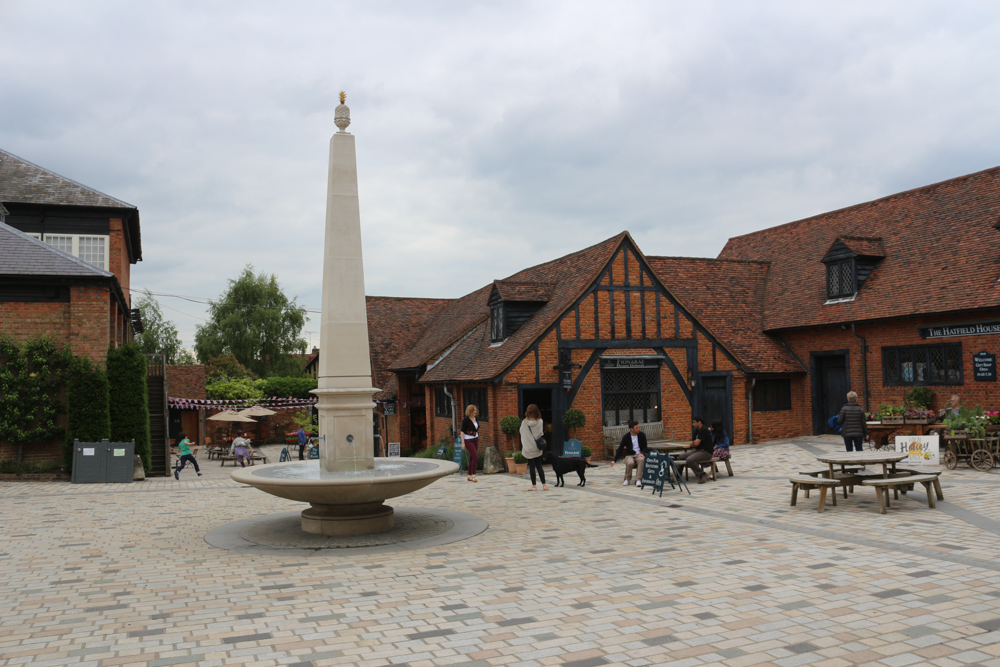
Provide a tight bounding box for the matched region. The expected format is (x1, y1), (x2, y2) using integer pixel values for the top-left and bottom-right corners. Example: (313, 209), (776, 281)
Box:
(3, 1), (999, 351)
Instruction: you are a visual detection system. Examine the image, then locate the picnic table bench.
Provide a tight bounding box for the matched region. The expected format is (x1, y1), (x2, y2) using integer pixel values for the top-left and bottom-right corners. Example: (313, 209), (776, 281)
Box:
(862, 474), (942, 514)
(220, 453), (269, 466)
(788, 475), (842, 512)
(603, 422), (671, 457)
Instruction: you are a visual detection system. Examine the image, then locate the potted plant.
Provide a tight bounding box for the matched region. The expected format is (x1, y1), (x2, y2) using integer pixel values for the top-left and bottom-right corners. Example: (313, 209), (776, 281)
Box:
(500, 415), (522, 472)
(581, 445), (592, 462)
(878, 404), (905, 425)
(513, 451), (528, 474)
(562, 408), (586, 439)
(904, 407), (935, 424)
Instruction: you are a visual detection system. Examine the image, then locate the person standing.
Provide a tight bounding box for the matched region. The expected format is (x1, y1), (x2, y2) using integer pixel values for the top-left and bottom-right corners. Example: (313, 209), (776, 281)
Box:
(610, 421), (648, 487)
(461, 404), (480, 483)
(676, 416), (714, 484)
(174, 431), (202, 479)
(297, 426), (308, 460)
(519, 404), (548, 491)
(837, 391), (867, 452)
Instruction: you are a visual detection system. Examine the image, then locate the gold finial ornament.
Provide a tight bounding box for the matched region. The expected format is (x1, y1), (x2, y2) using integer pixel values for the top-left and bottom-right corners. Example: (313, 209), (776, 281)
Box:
(334, 90), (351, 132)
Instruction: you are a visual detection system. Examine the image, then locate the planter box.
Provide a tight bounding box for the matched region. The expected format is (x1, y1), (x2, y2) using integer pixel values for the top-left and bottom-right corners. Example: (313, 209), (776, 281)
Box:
(866, 421), (881, 425)
(505, 457), (517, 473)
(514, 462), (528, 475)
(880, 416), (904, 425)
(904, 418), (932, 424)
(985, 424), (1000, 433)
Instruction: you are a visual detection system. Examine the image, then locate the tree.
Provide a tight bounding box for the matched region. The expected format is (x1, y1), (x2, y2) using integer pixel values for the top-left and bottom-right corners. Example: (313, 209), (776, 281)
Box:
(107, 343), (151, 471)
(133, 289), (185, 364)
(194, 265), (308, 377)
(204, 354), (257, 384)
(0, 336), (71, 464)
(64, 356), (111, 473)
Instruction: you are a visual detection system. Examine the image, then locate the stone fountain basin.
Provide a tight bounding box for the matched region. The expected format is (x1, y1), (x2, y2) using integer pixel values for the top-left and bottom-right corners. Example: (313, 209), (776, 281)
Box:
(230, 458), (459, 505)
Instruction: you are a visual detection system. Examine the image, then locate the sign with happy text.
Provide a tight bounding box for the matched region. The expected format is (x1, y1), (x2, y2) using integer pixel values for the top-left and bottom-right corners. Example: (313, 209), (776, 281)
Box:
(894, 434), (939, 465)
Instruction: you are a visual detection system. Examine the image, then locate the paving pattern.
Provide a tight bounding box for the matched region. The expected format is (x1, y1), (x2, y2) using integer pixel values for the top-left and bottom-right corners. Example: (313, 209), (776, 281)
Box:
(2, 436), (1000, 666)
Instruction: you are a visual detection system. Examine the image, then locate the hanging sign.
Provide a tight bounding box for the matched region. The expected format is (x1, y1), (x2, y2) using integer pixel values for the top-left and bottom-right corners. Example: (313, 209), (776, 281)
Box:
(974, 351), (996, 381)
(383, 402), (396, 415)
(920, 321), (1000, 338)
(600, 357), (661, 369)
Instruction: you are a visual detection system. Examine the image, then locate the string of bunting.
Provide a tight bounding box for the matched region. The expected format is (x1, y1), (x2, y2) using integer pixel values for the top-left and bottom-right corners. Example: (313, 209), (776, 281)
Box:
(167, 397), (317, 410)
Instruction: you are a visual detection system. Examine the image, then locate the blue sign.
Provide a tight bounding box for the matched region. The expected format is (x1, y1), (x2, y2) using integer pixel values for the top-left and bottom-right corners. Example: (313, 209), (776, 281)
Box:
(453, 437), (464, 473)
(563, 438), (583, 458)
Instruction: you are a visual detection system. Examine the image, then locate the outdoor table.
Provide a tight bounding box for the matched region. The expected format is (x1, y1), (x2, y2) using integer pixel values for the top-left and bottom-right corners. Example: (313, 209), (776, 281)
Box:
(648, 442), (690, 453)
(815, 451), (907, 479)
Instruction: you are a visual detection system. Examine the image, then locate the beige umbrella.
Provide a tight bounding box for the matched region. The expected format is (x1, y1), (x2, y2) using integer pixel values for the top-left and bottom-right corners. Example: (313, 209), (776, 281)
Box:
(238, 406), (277, 442)
(208, 410), (257, 443)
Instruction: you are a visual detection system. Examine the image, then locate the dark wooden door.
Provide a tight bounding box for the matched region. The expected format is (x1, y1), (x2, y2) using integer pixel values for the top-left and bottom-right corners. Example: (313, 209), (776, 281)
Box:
(814, 354), (850, 434)
(698, 374), (733, 442)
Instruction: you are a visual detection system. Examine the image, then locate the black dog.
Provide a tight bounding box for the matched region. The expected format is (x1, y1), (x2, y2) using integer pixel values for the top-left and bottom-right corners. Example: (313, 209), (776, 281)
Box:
(542, 451), (598, 487)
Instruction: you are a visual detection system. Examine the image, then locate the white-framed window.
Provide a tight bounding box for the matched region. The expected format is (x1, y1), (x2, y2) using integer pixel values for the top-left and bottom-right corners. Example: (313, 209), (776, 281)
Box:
(35, 234), (109, 270)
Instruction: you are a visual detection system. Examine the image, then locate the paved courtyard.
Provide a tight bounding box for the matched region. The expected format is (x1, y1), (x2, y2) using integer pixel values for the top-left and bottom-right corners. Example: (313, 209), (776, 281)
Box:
(2, 436), (1000, 667)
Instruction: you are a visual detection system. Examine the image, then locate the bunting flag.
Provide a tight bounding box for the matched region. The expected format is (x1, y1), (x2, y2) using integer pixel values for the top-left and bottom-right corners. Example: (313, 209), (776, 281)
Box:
(168, 396), (317, 410)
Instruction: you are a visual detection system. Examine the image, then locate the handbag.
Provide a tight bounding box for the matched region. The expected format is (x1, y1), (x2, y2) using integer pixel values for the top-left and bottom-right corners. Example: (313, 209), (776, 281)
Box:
(534, 433), (547, 448)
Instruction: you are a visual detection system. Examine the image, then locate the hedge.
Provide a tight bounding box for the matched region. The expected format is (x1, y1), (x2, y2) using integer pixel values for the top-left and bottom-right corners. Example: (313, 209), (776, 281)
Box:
(107, 343), (152, 471)
(64, 356), (110, 474)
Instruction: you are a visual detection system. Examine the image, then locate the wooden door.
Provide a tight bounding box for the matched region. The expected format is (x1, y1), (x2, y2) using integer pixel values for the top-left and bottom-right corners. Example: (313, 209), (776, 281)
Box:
(698, 373), (733, 441)
(813, 353), (850, 434)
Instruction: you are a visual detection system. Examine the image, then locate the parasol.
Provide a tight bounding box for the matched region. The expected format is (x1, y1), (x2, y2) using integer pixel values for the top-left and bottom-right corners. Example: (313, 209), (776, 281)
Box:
(238, 406), (277, 441)
(208, 410), (257, 443)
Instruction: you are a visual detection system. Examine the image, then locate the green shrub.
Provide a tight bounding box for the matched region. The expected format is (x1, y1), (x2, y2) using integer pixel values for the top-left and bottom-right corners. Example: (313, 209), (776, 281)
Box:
(562, 408), (586, 430)
(206, 378), (264, 400)
(500, 416), (522, 435)
(581, 445), (591, 457)
(64, 356), (111, 473)
(513, 451), (527, 463)
(0, 336), (71, 463)
(414, 443), (469, 467)
(400, 448), (413, 457)
(0, 459), (63, 475)
(904, 386), (934, 409)
(256, 377), (318, 399)
(107, 343), (151, 471)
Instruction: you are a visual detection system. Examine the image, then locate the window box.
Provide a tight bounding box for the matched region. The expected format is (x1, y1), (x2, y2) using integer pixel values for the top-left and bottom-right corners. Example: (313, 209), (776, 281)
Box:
(904, 417), (932, 424)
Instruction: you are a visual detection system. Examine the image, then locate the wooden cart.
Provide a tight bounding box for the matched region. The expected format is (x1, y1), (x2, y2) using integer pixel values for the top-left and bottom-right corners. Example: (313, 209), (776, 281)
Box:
(942, 434), (998, 471)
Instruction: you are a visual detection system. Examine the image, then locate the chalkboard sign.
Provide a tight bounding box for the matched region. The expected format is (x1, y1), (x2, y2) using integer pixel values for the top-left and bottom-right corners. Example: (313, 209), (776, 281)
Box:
(383, 402), (396, 416)
(974, 351), (996, 381)
(563, 438), (583, 458)
(640, 450), (671, 496)
(453, 436), (464, 473)
(388, 442), (401, 457)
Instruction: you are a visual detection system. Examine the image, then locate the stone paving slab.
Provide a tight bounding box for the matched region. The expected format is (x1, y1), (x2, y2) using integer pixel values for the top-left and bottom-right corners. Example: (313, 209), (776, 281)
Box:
(2, 437), (1000, 666)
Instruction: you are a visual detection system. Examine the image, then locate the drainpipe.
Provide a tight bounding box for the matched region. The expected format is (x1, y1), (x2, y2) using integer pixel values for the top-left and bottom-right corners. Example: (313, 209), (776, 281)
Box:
(748, 378), (756, 444)
(442, 384), (458, 442)
(851, 324), (870, 413)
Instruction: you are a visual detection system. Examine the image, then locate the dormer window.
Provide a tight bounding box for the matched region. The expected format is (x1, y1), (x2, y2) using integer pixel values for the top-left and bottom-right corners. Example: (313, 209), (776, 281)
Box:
(822, 236), (885, 302)
(488, 280), (555, 343)
(827, 258), (855, 299)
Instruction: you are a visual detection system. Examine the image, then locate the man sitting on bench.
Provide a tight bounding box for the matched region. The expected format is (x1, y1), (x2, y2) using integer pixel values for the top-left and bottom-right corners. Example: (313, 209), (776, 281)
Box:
(610, 420), (648, 487)
(677, 416), (714, 484)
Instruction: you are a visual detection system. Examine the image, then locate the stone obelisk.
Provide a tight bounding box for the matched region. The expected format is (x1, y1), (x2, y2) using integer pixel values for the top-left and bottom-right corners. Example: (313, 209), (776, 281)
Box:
(312, 92), (379, 473)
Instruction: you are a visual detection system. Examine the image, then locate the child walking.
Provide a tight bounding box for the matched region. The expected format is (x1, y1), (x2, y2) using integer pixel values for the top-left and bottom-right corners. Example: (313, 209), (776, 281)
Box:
(174, 431), (202, 479)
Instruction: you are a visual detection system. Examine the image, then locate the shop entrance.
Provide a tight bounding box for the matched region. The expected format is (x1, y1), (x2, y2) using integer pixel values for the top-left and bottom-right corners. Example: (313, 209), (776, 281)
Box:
(811, 351), (850, 435)
(519, 385), (557, 451)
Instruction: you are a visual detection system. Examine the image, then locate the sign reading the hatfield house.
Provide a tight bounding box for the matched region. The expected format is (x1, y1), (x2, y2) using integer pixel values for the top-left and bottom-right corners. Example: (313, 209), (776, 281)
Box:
(919, 321), (1000, 339)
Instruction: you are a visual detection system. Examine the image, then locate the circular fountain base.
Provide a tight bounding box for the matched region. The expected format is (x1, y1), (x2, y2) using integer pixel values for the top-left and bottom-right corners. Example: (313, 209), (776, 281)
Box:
(301, 501), (394, 536)
(230, 458), (458, 537)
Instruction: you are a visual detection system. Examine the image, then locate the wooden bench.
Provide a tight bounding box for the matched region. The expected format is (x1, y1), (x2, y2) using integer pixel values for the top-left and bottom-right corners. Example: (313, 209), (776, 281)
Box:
(603, 422), (672, 457)
(892, 468), (944, 501)
(788, 475), (842, 512)
(797, 467), (864, 498)
(220, 453), (269, 467)
(862, 474), (941, 514)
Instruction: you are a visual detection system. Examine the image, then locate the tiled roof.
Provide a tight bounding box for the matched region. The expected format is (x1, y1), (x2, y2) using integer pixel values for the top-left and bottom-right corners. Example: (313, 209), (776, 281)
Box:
(366, 296), (453, 399)
(719, 165), (1000, 331)
(836, 236), (885, 258)
(0, 220), (113, 277)
(648, 257), (805, 374)
(493, 280), (556, 301)
(412, 234), (626, 383)
(0, 148), (136, 209)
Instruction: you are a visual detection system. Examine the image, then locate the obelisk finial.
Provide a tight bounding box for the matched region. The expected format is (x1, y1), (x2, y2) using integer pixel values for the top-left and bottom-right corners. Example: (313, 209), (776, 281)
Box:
(335, 91), (351, 133)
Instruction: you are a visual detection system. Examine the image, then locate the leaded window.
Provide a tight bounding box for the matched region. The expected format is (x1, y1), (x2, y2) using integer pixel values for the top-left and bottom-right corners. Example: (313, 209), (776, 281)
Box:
(434, 387), (453, 418)
(826, 259), (854, 299)
(463, 387), (488, 421)
(490, 301), (504, 342)
(601, 368), (660, 426)
(752, 379), (792, 411)
(882, 343), (962, 386)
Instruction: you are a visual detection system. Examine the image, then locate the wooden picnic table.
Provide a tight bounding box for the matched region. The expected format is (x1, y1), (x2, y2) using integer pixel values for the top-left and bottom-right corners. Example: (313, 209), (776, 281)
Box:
(648, 442), (690, 453)
(815, 451), (907, 481)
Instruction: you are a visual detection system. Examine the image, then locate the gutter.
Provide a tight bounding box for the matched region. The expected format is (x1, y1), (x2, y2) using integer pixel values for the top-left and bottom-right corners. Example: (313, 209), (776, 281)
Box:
(441, 384), (458, 446)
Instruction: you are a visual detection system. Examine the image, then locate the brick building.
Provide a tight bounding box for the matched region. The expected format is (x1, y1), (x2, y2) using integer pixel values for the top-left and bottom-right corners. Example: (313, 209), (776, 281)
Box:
(365, 165), (1000, 459)
(0, 149), (142, 366)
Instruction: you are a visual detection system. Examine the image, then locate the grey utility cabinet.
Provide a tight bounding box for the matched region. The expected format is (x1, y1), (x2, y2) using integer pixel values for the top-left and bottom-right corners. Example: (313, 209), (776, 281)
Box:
(71, 439), (136, 484)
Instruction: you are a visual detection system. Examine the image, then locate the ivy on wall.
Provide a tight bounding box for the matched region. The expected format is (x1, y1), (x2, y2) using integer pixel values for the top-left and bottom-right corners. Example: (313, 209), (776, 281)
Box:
(108, 343), (152, 472)
(0, 336), (72, 464)
(64, 356), (111, 474)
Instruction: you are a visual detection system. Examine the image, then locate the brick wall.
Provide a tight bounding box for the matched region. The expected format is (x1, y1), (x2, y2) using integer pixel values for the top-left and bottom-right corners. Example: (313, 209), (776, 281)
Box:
(166, 365), (207, 399)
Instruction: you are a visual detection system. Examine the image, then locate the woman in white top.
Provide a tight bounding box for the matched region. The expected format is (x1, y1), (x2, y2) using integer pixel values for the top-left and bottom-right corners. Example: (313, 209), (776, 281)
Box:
(519, 404), (548, 491)
(460, 404), (480, 482)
